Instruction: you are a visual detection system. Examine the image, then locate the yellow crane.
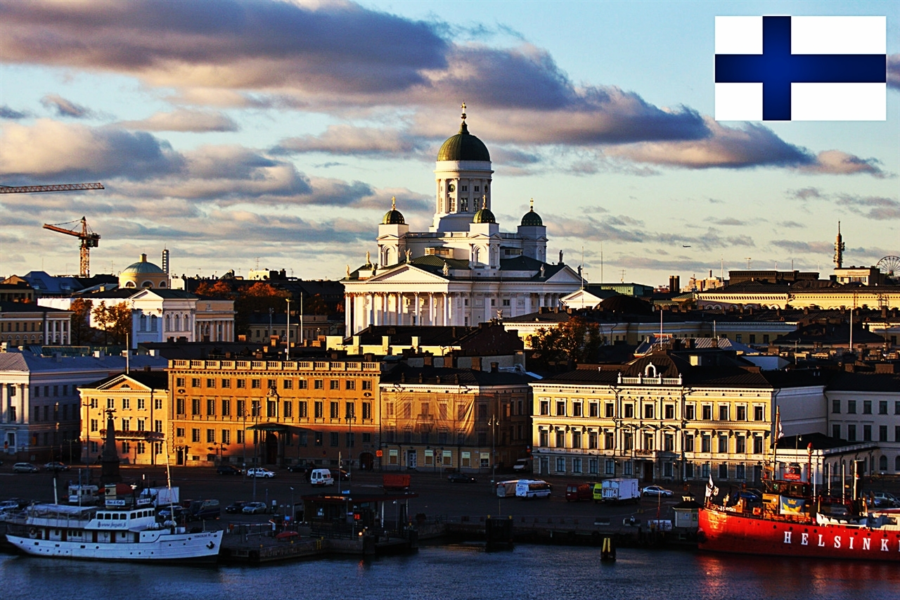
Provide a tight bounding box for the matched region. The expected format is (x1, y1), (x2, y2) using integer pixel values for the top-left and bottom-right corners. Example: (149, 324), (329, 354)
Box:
(0, 182), (104, 277)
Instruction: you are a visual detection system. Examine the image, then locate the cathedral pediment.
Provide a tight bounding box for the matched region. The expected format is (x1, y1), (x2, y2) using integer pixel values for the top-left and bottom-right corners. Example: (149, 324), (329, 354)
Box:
(364, 264), (448, 284)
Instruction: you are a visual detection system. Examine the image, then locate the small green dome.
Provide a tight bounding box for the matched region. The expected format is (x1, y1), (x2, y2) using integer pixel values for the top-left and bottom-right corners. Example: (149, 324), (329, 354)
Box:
(473, 206), (496, 224)
(123, 254), (165, 274)
(381, 196), (405, 225)
(520, 200), (543, 227)
(437, 105), (490, 162)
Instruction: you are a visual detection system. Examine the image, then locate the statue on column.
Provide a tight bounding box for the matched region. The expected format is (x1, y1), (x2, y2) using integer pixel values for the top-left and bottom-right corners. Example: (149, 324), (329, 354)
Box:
(100, 408), (121, 484)
(442, 262), (450, 276)
(405, 249), (412, 263)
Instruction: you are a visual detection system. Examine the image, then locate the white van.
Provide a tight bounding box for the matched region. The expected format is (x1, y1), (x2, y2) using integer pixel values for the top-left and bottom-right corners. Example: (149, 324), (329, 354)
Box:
(516, 479), (552, 499)
(496, 480), (519, 498)
(309, 468), (334, 487)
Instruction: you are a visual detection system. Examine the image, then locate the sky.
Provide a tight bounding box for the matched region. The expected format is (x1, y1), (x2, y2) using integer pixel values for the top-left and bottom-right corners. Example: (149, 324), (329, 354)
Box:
(0, 0), (898, 287)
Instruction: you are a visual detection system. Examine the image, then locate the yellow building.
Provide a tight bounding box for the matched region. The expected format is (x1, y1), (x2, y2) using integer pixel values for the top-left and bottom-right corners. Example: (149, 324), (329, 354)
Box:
(379, 363), (533, 473)
(168, 357), (381, 469)
(78, 371), (169, 465)
(531, 351), (825, 484)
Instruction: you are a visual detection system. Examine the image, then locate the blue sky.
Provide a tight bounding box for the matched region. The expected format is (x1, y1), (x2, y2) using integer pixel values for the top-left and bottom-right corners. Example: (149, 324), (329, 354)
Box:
(0, 0), (897, 286)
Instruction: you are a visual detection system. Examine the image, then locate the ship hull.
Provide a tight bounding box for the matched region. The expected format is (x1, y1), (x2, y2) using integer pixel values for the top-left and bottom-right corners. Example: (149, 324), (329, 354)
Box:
(699, 508), (900, 561)
(5, 529), (222, 563)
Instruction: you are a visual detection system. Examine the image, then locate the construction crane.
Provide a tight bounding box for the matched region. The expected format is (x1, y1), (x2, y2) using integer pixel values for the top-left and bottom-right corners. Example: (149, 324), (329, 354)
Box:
(42, 217), (101, 278)
(0, 182), (104, 277)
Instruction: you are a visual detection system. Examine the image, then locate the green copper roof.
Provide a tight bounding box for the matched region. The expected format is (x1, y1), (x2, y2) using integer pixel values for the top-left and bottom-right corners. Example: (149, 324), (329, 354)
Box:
(473, 206), (496, 224)
(437, 120), (491, 162)
(381, 196), (405, 224)
(520, 207), (543, 227)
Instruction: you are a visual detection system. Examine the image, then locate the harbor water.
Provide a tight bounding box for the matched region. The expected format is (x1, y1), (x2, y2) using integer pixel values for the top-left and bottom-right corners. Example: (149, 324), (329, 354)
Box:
(2, 543), (898, 600)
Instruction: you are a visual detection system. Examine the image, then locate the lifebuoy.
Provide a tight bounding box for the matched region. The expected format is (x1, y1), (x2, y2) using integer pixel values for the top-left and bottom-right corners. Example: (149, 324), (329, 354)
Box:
(28, 527), (38, 538)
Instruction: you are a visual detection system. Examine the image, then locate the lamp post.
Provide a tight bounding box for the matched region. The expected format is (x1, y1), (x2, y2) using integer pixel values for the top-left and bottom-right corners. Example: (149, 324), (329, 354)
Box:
(346, 410), (356, 489)
(289, 486), (295, 523)
(285, 298), (291, 359)
(268, 307), (274, 341)
(488, 414), (499, 487)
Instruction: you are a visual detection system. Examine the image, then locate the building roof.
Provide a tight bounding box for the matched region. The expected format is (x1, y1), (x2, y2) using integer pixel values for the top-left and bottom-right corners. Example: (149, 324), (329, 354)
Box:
(437, 115), (490, 162)
(827, 370), (900, 392)
(381, 196), (405, 225)
(380, 364), (535, 387)
(0, 301), (69, 315)
(520, 203), (543, 227)
(0, 349), (166, 374)
(122, 254), (165, 274)
(82, 370), (169, 390)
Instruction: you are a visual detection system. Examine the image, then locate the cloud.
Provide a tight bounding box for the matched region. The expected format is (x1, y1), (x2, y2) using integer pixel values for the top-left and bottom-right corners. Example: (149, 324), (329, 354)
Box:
(798, 150), (886, 178)
(272, 125), (425, 157)
(118, 109), (238, 132)
(709, 217), (747, 226)
(780, 221), (804, 229)
(0, 105), (27, 119)
(0, 120), (183, 181)
(889, 54), (900, 90)
(788, 187), (823, 200)
(836, 194), (900, 220)
(40, 94), (94, 119)
(549, 215), (644, 243)
(770, 240), (833, 254)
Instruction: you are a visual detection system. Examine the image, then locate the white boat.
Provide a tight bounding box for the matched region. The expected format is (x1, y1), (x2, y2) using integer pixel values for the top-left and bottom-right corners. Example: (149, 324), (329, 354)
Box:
(4, 503), (223, 563)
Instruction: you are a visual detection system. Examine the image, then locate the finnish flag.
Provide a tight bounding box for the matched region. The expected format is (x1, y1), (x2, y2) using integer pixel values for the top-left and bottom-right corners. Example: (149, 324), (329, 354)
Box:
(715, 16), (886, 121)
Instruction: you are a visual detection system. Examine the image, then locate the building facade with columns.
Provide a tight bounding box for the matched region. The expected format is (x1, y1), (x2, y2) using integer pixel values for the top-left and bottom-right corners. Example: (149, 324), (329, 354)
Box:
(342, 106), (582, 336)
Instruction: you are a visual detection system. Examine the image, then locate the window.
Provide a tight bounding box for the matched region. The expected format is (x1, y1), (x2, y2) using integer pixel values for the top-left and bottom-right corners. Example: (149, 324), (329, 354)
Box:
(191, 398), (200, 416)
(539, 430), (549, 447)
(330, 432), (339, 447)
(556, 401), (566, 416)
(623, 432), (633, 451)
(848, 424), (857, 442)
(572, 402), (582, 417)
(283, 379), (293, 390)
(718, 435), (728, 454)
(330, 402), (339, 419)
(754, 405), (764, 421)
(572, 431), (582, 448)
(206, 399), (215, 416)
(605, 403), (614, 418)
(556, 457), (566, 473)
(540, 400), (550, 416)
(137, 398), (145, 410)
(605, 460), (615, 475)
(191, 378), (200, 387)
(864, 425), (872, 442)
(249, 379), (260, 389)
(588, 431), (598, 449)
(718, 463), (728, 479)
(345, 402), (356, 420)
(833, 424), (841, 439)
(236, 379), (246, 389)
(191, 429), (200, 442)
(685, 405), (695, 420)
(701, 435), (711, 453)
(624, 404), (634, 418)
(297, 401), (307, 418)
(880, 425), (888, 442)
(206, 429), (215, 443)
(753, 436), (763, 454)
(832, 399), (841, 414)
(176, 377), (185, 388)
(644, 433), (654, 451)
(107, 398), (115, 409)
(345, 380), (356, 391)
(314, 432), (323, 446)
(736, 406), (746, 421)
(221, 399), (230, 416)
(664, 405), (675, 419)
(314, 380), (324, 390)
(736, 464), (746, 480)
(221, 378), (231, 389)
(361, 380), (372, 391)
(176, 427), (185, 438)
(604, 432), (614, 449)
(664, 434), (674, 452)
(896, 401), (900, 415)
(848, 400), (857, 414)
(330, 380), (340, 390)
(735, 435), (746, 453)
(644, 405), (654, 419)
(314, 401), (323, 419)
(702, 405), (712, 420)
(685, 463), (695, 478)
(555, 430), (565, 447)
(880, 401), (888, 415)
(206, 378), (215, 388)
(684, 434), (694, 452)
(589, 403), (599, 417)
(863, 401), (872, 415)
(718, 406), (729, 421)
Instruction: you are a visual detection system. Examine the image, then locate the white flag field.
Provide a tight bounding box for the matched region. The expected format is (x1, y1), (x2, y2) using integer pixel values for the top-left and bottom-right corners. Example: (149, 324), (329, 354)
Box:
(715, 16), (886, 121)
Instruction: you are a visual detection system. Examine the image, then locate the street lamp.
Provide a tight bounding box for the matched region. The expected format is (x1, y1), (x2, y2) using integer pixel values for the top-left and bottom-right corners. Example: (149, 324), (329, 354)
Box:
(289, 486), (295, 523)
(488, 414), (499, 487)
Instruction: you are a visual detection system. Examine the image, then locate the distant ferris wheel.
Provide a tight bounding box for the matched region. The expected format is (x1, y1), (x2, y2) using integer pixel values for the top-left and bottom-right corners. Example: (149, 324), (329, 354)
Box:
(876, 256), (900, 277)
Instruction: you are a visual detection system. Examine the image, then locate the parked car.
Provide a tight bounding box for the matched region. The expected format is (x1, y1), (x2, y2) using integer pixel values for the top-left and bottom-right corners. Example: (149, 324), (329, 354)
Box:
(641, 485), (674, 498)
(13, 463), (39, 474)
(335, 468), (351, 481)
(287, 464), (310, 474)
(246, 468), (275, 479)
(447, 473), (477, 483)
(225, 501), (249, 514)
(158, 505), (189, 520)
(242, 501), (268, 515)
(872, 491), (899, 508)
(216, 465), (242, 476)
(43, 461), (69, 472)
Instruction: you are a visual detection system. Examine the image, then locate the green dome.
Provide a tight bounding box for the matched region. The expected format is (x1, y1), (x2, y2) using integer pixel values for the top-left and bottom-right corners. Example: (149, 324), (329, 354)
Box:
(521, 205), (543, 227)
(381, 197), (405, 225)
(123, 254), (164, 274)
(437, 108), (490, 162)
(473, 206), (496, 224)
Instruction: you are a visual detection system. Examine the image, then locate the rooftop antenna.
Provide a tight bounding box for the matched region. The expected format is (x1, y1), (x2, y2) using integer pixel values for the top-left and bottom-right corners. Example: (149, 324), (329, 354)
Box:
(720, 257), (724, 280)
(580, 246), (585, 290)
(620, 269), (625, 283)
(834, 221), (845, 269)
(745, 257), (752, 270)
(600, 241), (604, 283)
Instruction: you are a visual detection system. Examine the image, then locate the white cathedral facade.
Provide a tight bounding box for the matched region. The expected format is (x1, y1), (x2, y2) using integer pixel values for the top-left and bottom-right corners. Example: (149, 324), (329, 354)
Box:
(342, 106), (583, 336)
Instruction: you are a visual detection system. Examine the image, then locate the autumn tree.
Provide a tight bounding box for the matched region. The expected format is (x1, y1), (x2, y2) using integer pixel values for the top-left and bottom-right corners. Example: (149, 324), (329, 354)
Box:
(70, 298), (94, 345)
(92, 301), (132, 345)
(233, 282), (291, 334)
(530, 316), (604, 369)
(195, 280), (235, 298)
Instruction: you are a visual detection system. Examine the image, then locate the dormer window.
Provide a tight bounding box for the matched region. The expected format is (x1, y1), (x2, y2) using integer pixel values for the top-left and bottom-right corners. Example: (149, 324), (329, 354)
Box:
(644, 363), (658, 377)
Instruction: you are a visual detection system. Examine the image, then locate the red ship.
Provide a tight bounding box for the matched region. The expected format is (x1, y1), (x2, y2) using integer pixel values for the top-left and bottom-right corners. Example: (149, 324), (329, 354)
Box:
(698, 480), (900, 561)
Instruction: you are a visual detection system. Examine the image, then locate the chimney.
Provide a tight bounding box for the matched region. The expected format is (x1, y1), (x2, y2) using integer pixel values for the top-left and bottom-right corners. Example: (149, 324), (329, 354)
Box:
(471, 357), (482, 371)
(423, 355), (433, 367)
(490, 362), (499, 373)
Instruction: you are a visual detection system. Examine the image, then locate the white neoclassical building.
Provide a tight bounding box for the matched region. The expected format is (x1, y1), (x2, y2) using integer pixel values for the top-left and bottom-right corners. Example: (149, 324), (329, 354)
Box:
(343, 106), (582, 335)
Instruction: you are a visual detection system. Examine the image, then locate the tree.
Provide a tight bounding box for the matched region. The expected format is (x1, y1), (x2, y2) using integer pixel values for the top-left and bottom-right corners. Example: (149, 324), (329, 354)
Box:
(92, 301), (132, 345)
(233, 282), (291, 335)
(70, 298), (94, 345)
(530, 316), (604, 369)
(195, 280), (234, 298)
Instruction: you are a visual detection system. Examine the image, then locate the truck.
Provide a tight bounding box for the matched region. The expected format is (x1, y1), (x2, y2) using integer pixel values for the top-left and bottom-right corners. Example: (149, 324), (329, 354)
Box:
(138, 486), (180, 508)
(593, 478), (640, 504)
(496, 480), (519, 498)
(67, 485), (100, 505)
(382, 473), (411, 492)
(511, 458), (532, 474)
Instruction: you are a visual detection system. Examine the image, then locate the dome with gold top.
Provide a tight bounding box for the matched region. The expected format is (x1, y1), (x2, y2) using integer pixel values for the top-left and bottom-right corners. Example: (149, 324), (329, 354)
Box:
(381, 197), (406, 225)
(437, 103), (491, 162)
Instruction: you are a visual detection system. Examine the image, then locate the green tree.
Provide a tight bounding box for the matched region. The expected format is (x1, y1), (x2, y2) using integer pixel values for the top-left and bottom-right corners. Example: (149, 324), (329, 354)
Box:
(92, 301), (132, 345)
(530, 316), (604, 369)
(70, 298), (94, 345)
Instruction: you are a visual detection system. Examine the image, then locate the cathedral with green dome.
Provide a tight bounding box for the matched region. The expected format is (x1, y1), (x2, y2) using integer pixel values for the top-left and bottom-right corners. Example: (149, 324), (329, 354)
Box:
(343, 105), (581, 336)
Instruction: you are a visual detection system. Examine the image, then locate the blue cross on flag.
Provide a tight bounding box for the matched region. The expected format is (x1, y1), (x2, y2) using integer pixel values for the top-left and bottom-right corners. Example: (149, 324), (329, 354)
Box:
(715, 16), (886, 121)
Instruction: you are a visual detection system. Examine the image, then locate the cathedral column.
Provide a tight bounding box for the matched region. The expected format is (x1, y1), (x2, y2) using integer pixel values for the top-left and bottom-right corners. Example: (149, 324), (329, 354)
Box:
(428, 294), (435, 326)
(443, 293), (450, 326)
(19, 383), (29, 425)
(413, 293), (420, 326)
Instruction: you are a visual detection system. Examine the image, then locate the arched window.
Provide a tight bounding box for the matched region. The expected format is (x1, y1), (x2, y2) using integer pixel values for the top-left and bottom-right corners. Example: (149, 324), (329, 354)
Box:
(141, 280), (153, 288)
(158, 281), (167, 288)
(644, 363), (658, 378)
(125, 281), (136, 288)
(894, 456), (900, 472)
